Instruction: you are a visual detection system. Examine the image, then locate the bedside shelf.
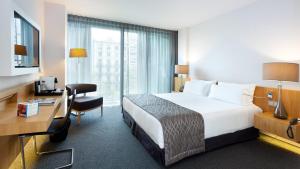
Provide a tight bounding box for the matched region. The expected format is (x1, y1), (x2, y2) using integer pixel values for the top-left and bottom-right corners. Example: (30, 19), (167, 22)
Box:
(254, 112), (300, 142)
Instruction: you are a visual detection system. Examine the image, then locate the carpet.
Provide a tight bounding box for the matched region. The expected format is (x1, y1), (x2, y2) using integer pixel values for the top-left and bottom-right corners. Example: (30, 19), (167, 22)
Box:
(28, 106), (300, 169)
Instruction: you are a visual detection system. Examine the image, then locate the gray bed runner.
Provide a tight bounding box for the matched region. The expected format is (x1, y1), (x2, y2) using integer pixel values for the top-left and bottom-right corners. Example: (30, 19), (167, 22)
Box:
(125, 94), (205, 166)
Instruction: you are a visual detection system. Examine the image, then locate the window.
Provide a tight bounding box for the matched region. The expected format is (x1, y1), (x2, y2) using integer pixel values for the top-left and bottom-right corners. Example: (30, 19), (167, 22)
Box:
(91, 28), (121, 105)
(67, 15), (177, 106)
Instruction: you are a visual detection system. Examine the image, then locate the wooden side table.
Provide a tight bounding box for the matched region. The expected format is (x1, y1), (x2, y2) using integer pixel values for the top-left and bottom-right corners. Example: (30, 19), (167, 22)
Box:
(174, 77), (190, 92)
(254, 112), (300, 142)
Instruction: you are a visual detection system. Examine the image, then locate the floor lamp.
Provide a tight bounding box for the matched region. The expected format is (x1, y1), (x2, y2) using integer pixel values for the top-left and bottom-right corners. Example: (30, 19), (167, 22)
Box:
(69, 48), (87, 83)
(263, 62), (299, 119)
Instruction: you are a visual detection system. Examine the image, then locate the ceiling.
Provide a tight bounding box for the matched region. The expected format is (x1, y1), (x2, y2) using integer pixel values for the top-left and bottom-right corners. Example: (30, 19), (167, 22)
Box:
(46, 0), (258, 30)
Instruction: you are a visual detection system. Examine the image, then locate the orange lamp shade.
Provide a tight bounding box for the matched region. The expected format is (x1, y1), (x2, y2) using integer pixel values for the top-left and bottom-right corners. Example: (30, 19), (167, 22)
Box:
(175, 65), (189, 74)
(15, 44), (27, 56)
(263, 62), (299, 82)
(69, 48), (87, 58)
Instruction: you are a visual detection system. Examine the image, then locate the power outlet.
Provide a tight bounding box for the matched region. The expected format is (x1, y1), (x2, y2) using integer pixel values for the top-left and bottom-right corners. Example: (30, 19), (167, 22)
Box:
(268, 100), (277, 107)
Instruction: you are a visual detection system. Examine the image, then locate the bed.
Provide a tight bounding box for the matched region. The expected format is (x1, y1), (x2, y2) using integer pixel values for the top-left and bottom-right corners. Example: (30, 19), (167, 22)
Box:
(122, 81), (262, 166)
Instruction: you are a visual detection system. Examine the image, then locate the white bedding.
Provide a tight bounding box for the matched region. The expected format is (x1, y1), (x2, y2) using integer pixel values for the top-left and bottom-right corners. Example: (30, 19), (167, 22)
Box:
(123, 92), (262, 149)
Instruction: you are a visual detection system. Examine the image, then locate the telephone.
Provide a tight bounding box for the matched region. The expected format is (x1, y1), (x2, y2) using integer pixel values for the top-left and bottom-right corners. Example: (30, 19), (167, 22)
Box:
(287, 118), (300, 139)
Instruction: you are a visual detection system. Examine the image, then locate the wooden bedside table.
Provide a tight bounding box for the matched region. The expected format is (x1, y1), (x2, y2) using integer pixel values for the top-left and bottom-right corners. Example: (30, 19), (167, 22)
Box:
(254, 112), (300, 142)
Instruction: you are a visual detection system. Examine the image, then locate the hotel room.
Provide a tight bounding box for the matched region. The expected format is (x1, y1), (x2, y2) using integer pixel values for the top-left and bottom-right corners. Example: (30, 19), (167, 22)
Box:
(0, 0), (300, 169)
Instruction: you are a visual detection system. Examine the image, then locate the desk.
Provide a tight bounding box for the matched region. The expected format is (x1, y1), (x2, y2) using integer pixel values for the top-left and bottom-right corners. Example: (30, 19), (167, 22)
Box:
(0, 83), (67, 169)
(0, 90), (65, 169)
(0, 96), (64, 137)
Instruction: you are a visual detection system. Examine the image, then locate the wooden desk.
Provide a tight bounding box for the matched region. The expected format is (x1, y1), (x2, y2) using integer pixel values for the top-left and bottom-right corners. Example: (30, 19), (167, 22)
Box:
(0, 83), (67, 169)
(0, 96), (64, 136)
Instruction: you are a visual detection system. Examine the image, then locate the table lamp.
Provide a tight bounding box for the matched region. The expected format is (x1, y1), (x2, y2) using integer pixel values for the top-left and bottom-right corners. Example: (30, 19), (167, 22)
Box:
(69, 48), (87, 83)
(175, 65), (189, 91)
(263, 62), (299, 119)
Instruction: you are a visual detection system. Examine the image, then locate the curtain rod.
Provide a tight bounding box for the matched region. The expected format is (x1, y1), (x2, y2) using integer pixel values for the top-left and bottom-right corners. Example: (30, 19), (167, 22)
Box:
(67, 14), (178, 33)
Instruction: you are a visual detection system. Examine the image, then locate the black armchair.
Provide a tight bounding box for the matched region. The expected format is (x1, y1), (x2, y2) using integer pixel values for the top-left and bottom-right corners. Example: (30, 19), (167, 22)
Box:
(66, 84), (103, 124)
(18, 89), (76, 169)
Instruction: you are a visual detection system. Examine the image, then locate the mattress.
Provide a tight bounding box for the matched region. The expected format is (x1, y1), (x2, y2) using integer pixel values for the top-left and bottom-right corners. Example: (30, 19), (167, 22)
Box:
(123, 92), (262, 149)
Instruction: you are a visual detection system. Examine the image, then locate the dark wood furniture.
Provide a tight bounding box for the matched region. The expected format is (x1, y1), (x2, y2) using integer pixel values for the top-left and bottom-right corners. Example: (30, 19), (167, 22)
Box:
(66, 84), (103, 124)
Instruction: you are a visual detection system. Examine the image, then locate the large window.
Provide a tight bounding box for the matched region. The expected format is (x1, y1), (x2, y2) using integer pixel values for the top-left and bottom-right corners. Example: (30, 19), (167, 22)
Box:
(123, 31), (146, 95)
(67, 15), (177, 106)
(91, 28), (121, 105)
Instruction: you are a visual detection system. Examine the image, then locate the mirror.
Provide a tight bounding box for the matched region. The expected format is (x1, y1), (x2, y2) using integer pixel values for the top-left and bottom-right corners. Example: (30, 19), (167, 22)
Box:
(14, 11), (40, 68)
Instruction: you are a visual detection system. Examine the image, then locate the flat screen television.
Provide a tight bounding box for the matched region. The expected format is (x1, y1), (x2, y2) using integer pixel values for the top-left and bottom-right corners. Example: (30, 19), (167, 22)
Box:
(14, 11), (40, 68)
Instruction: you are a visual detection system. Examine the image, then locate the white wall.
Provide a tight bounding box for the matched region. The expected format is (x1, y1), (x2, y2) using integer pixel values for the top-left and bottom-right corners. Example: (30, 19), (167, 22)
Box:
(178, 29), (189, 64)
(43, 2), (67, 88)
(178, 0), (300, 89)
(0, 1), (67, 91)
(0, 0), (44, 91)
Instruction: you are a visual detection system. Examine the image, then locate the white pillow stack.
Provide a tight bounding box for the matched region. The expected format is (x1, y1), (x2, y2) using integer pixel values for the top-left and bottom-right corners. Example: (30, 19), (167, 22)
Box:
(183, 80), (216, 97)
(208, 82), (256, 106)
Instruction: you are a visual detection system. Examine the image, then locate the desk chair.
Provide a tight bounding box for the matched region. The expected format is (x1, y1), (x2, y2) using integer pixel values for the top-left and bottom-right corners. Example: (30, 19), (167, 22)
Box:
(18, 89), (76, 169)
(66, 84), (103, 124)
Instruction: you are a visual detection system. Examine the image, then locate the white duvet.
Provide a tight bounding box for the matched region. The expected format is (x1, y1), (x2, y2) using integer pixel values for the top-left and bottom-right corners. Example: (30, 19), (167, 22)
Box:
(123, 92), (262, 149)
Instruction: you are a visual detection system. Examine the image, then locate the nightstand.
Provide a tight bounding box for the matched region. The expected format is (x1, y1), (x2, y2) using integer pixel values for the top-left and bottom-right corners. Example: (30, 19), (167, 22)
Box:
(174, 77), (189, 92)
(254, 112), (300, 142)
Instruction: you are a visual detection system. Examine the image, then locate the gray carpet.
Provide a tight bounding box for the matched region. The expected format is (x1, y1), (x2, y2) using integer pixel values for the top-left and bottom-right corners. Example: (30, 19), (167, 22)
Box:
(33, 106), (300, 169)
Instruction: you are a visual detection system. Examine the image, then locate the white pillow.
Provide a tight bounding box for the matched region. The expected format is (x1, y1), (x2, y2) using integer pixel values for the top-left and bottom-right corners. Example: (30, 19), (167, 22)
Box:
(218, 82), (256, 104)
(208, 82), (256, 105)
(183, 80), (216, 96)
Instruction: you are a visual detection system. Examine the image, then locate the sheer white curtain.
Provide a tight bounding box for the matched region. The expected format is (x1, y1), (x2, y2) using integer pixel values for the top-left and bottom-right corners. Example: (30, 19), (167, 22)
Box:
(67, 21), (92, 84)
(123, 30), (147, 95)
(67, 15), (177, 105)
(148, 31), (175, 93)
(123, 28), (176, 95)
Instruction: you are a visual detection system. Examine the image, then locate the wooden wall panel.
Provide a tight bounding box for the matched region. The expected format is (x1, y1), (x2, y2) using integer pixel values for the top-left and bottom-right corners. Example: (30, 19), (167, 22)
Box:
(0, 135), (19, 169)
(0, 83), (34, 169)
(254, 86), (300, 118)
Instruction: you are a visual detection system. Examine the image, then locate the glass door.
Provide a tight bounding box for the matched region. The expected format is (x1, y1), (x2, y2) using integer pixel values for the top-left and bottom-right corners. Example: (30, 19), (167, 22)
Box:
(91, 28), (121, 106)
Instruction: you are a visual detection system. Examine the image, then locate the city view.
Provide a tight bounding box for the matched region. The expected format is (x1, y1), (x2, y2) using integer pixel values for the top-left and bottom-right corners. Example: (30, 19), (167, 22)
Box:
(91, 28), (140, 105)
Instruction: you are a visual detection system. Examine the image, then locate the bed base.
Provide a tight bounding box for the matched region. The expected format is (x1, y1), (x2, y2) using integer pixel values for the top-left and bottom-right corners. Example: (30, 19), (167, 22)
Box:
(122, 109), (259, 166)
